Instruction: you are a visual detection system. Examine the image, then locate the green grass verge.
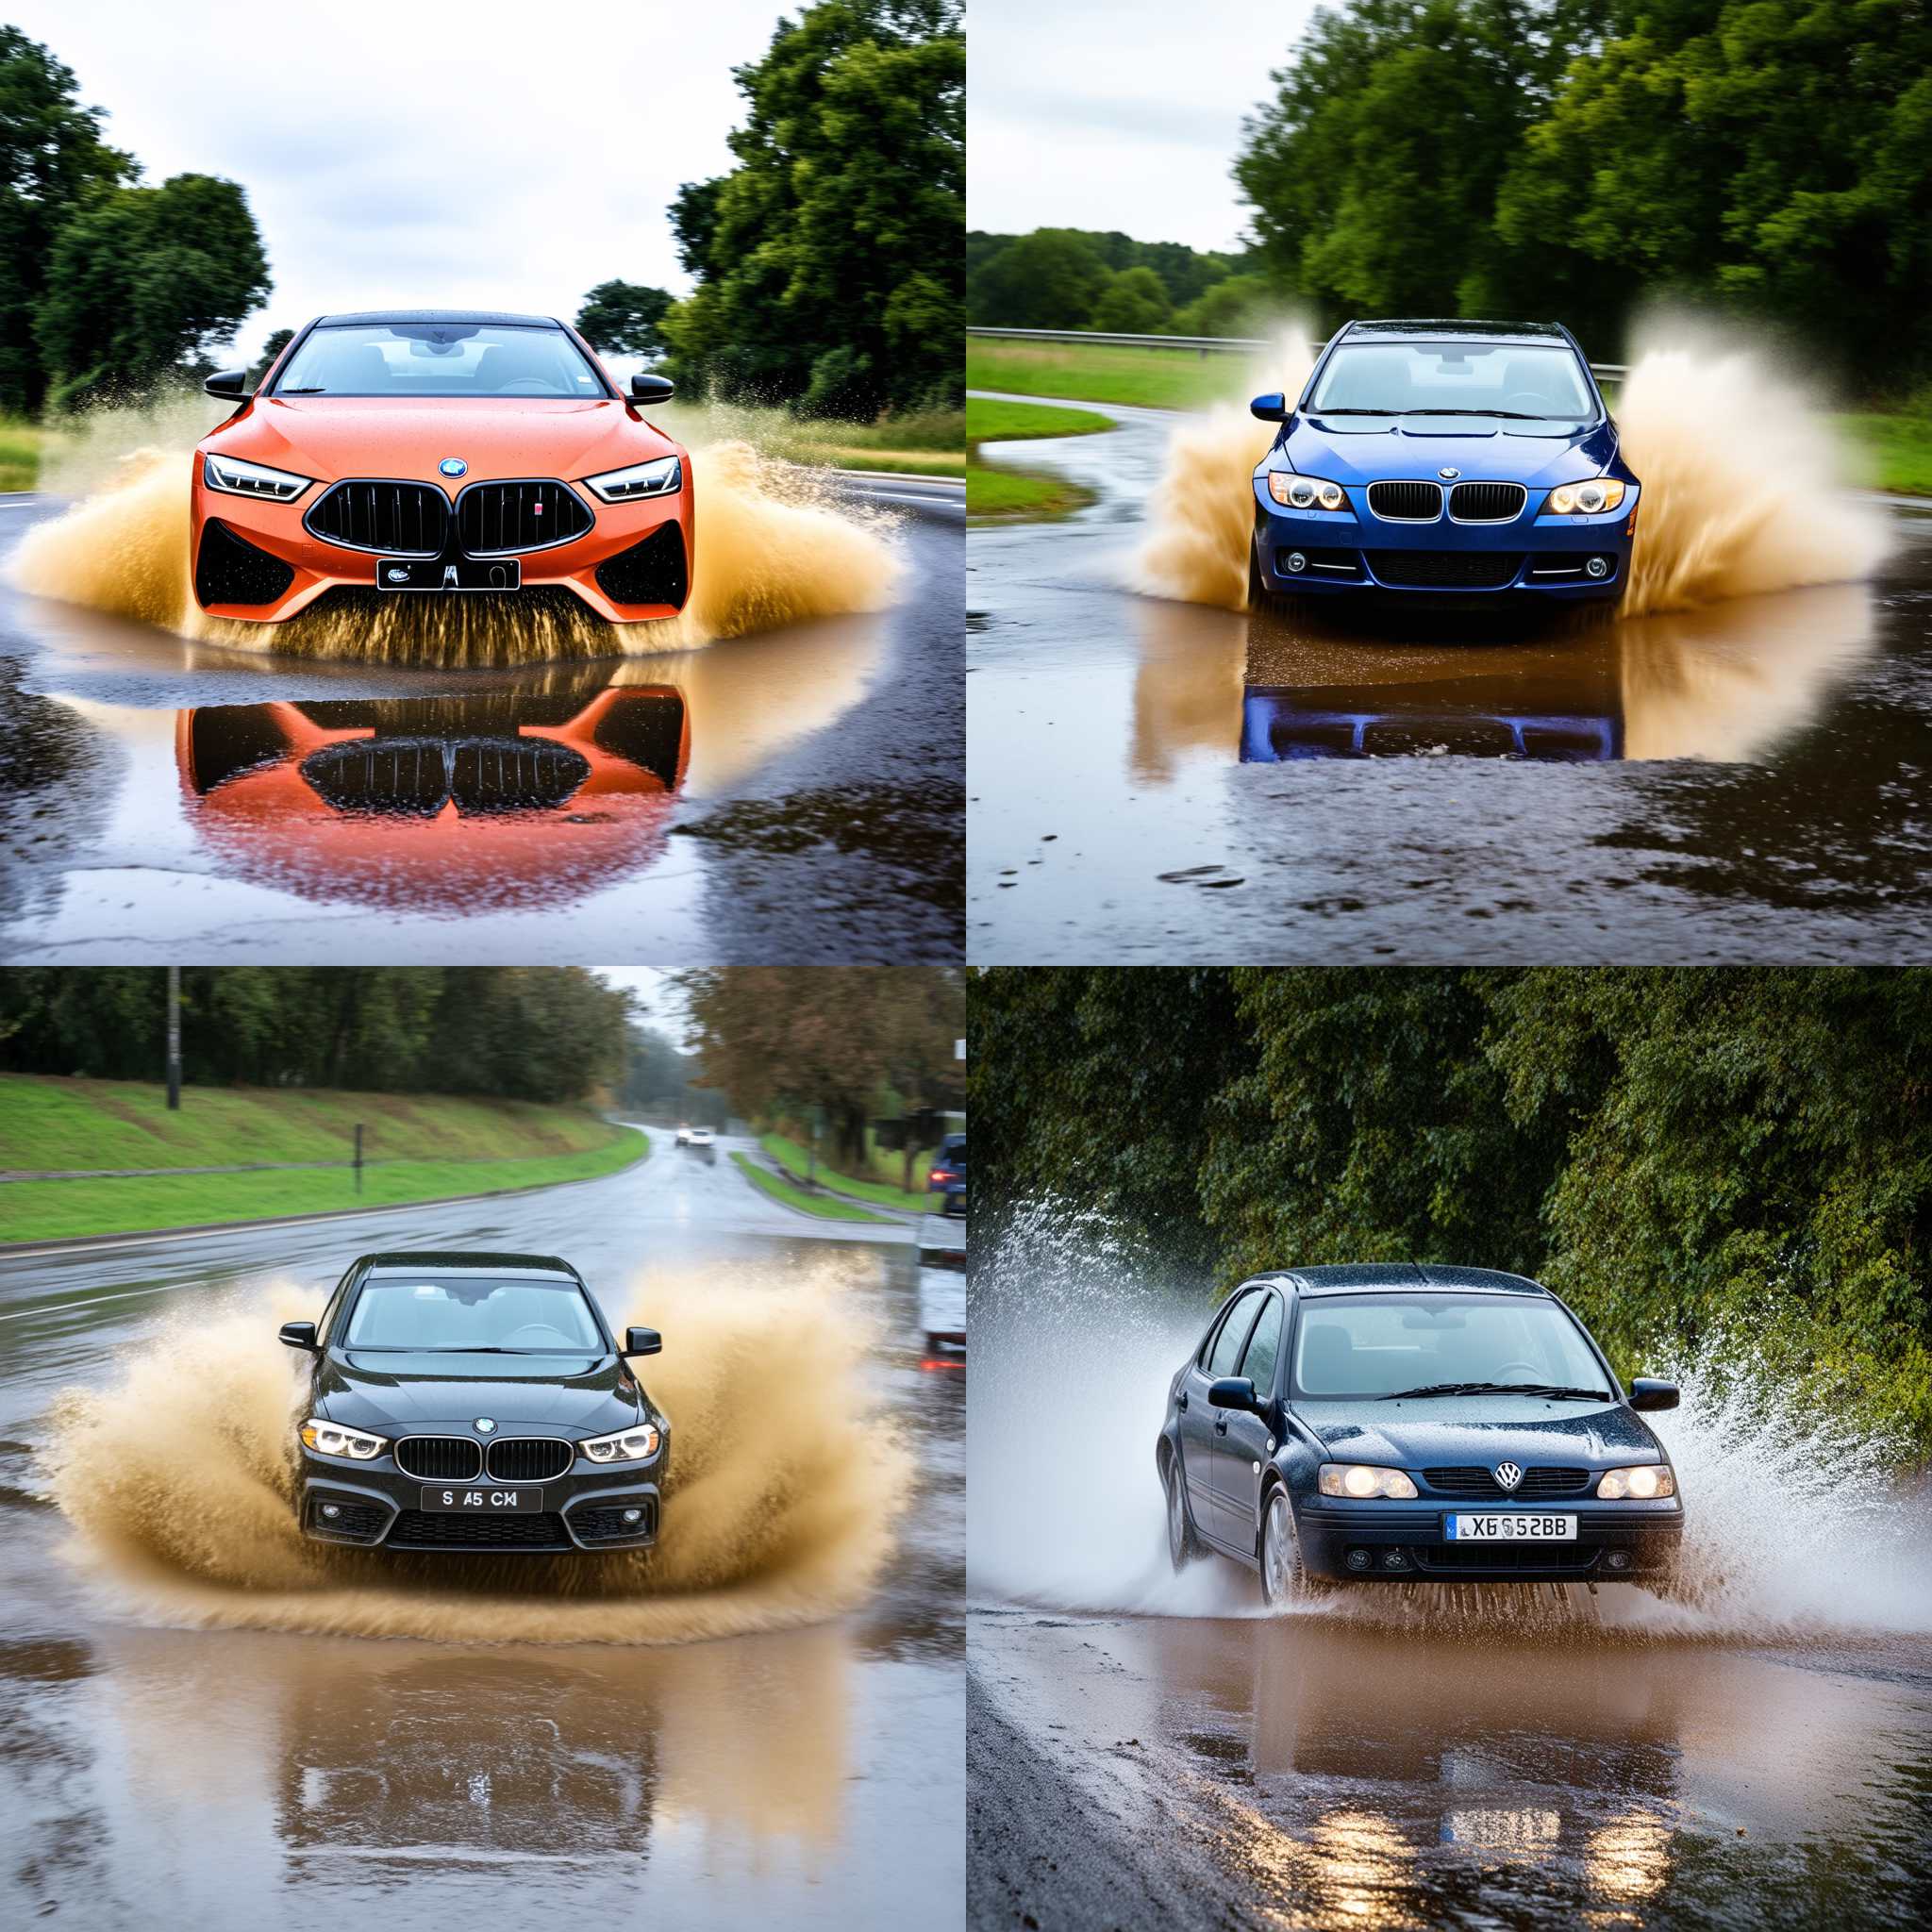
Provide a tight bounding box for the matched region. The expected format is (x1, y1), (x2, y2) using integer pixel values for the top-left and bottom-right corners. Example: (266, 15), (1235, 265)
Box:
(729, 1150), (889, 1222)
(0, 416), (42, 491)
(969, 338), (1238, 412)
(966, 464), (1097, 520)
(1832, 413), (1932, 496)
(758, 1131), (927, 1212)
(966, 396), (1116, 443)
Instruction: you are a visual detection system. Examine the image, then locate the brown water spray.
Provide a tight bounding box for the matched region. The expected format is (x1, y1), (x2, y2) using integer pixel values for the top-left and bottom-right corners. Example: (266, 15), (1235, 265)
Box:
(40, 1261), (910, 1643)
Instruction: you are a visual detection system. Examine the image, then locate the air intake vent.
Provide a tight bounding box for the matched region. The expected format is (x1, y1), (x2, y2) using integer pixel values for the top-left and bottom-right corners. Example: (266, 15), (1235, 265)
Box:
(387, 1509), (571, 1550)
(1367, 550), (1524, 590)
(394, 1436), (483, 1482)
(458, 480), (593, 555)
(194, 521), (296, 607)
(594, 523), (689, 609)
(485, 1438), (573, 1482)
(1424, 1466), (1591, 1498)
(306, 480), (448, 556)
(1449, 481), (1526, 522)
(299, 737), (591, 817)
(1366, 481), (1442, 521)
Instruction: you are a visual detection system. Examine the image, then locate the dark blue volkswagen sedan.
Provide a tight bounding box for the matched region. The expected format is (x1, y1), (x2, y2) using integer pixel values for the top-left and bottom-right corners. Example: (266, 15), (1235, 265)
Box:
(1249, 320), (1641, 607)
(1157, 1264), (1683, 1601)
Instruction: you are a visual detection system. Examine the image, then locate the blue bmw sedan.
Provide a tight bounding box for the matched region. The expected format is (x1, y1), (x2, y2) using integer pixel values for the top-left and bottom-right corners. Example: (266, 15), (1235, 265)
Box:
(1249, 320), (1641, 607)
(1157, 1264), (1683, 1602)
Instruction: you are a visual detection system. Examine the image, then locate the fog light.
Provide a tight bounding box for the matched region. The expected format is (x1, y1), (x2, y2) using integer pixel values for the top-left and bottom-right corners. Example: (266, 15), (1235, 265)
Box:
(621, 1507), (642, 1524)
(1586, 556), (1609, 580)
(321, 1504), (341, 1520)
(1285, 551), (1307, 574)
(1345, 1548), (1372, 1572)
(1380, 1549), (1410, 1572)
(1605, 1549), (1631, 1572)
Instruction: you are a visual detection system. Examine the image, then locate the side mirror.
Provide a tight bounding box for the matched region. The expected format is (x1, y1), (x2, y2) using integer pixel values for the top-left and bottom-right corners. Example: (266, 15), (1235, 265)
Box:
(279, 1320), (318, 1352)
(1249, 392), (1287, 422)
(629, 373), (675, 406)
(205, 369), (252, 400)
(623, 1325), (662, 1357)
(1628, 1377), (1678, 1411)
(1208, 1375), (1258, 1413)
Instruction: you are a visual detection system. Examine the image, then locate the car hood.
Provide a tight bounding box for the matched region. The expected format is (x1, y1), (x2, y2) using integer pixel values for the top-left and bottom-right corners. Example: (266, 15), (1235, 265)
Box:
(204, 396), (679, 486)
(316, 1348), (644, 1433)
(1277, 413), (1620, 489)
(1294, 1396), (1666, 1467)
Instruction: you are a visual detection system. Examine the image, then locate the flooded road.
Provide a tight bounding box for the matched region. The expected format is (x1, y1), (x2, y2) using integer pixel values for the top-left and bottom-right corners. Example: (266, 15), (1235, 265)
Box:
(0, 482), (962, 963)
(967, 395), (1932, 961)
(0, 1137), (963, 1928)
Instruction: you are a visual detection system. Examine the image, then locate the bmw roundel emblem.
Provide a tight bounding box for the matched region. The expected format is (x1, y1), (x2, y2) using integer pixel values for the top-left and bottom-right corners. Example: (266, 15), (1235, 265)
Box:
(439, 458), (467, 477)
(1439, 466), (1460, 480)
(475, 1417), (496, 1434)
(1493, 1460), (1523, 1491)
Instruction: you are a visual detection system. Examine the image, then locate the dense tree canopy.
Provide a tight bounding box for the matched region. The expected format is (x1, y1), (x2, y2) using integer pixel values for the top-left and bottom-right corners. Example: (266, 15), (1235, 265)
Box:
(966, 226), (1255, 335)
(574, 279), (673, 358)
(659, 0), (963, 418)
(969, 968), (1932, 1451)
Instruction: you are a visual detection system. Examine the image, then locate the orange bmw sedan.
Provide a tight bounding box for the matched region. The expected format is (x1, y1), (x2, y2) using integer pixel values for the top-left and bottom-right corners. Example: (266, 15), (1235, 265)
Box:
(191, 310), (692, 625)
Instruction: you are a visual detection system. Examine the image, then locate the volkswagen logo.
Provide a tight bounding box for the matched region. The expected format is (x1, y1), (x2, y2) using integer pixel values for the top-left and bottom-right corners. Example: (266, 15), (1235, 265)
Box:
(1493, 1460), (1524, 1491)
(439, 458), (467, 477)
(1438, 466), (1460, 480)
(475, 1417), (497, 1434)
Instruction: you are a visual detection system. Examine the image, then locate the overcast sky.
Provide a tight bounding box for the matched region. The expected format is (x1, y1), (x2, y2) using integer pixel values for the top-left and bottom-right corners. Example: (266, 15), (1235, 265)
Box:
(14, 0), (793, 360)
(969, 0), (1323, 252)
(596, 970), (687, 1041)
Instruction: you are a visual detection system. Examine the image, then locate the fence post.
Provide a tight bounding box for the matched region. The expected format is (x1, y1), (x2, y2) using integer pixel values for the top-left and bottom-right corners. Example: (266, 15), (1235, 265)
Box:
(354, 1123), (363, 1194)
(165, 967), (181, 1111)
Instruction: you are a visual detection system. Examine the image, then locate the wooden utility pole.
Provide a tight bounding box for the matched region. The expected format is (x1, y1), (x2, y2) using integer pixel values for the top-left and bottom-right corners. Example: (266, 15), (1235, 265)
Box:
(165, 967), (181, 1111)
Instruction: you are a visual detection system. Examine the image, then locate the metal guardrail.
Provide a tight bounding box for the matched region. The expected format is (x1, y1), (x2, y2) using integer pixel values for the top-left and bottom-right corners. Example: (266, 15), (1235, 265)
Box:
(967, 325), (1628, 383)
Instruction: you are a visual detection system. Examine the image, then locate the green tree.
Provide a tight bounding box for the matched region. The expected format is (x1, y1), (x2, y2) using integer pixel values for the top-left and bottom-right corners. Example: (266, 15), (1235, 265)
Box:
(574, 279), (673, 357)
(35, 172), (272, 408)
(1091, 264), (1173, 334)
(0, 27), (134, 413)
(252, 325), (293, 382)
(966, 227), (1111, 328)
(1172, 272), (1279, 338)
(658, 0), (963, 417)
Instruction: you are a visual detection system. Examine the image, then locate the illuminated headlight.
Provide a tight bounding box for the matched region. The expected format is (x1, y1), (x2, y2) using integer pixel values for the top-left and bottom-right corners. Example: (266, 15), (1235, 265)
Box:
(1596, 1464), (1674, 1500)
(1547, 477), (1626, 516)
(580, 1422), (661, 1464)
(1268, 472), (1347, 511)
(1318, 1462), (1419, 1500)
(584, 456), (682, 503)
(298, 1416), (387, 1459)
(203, 453), (312, 502)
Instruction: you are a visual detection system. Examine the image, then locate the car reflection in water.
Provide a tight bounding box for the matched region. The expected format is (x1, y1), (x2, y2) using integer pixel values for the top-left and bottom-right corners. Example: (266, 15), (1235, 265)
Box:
(175, 675), (689, 909)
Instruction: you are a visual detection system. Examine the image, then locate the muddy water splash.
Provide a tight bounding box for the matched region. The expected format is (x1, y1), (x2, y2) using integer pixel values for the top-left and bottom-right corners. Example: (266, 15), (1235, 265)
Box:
(40, 1262), (910, 1642)
(8, 420), (901, 666)
(971, 1198), (1932, 1639)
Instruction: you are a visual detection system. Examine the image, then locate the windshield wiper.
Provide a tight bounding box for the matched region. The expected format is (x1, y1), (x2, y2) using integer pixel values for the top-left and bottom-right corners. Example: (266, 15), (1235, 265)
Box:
(1391, 408), (1556, 421)
(279, 386), (328, 393)
(1379, 1380), (1607, 1400)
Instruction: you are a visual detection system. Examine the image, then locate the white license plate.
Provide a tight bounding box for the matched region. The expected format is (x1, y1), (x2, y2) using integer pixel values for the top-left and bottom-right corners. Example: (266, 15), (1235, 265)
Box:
(420, 1486), (535, 1513)
(1446, 1513), (1577, 1541)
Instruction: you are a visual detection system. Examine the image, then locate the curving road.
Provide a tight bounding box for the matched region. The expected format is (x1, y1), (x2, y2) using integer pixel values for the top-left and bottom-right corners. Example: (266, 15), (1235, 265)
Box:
(0, 475), (962, 964)
(967, 393), (1932, 962)
(0, 1131), (963, 1931)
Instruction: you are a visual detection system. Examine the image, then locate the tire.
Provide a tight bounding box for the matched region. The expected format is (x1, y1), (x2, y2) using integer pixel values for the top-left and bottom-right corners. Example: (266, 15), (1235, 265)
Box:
(1259, 1486), (1303, 1607)
(1246, 533), (1274, 614)
(1165, 1454), (1201, 1571)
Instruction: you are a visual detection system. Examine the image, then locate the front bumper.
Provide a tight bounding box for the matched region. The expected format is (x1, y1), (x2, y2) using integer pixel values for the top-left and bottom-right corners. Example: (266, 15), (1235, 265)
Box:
(297, 1441), (665, 1553)
(190, 459), (694, 625)
(1253, 478), (1639, 603)
(1296, 1495), (1683, 1583)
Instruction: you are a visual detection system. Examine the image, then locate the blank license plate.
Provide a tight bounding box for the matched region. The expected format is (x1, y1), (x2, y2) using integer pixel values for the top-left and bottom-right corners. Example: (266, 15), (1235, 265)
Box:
(377, 558), (521, 591)
(1446, 1513), (1576, 1541)
(420, 1486), (538, 1513)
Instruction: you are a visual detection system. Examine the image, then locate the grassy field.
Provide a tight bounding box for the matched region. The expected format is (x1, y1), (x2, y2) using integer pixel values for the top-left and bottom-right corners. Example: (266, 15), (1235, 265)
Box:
(729, 1150), (888, 1222)
(759, 1130), (928, 1212)
(0, 417), (43, 491)
(967, 336), (1932, 496)
(966, 393), (1114, 521)
(967, 396), (1115, 443)
(0, 1075), (646, 1242)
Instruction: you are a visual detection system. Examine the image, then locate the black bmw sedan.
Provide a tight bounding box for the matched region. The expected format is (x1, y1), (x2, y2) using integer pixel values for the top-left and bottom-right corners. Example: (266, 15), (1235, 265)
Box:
(1157, 1264), (1682, 1600)
(280, 1249), (667, 1554)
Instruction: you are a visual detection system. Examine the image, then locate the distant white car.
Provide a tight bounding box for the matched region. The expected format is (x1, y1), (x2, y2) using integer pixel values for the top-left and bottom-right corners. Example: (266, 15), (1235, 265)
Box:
(687, 1127), (714, 1148)
(674, 1125), (691, 1145)
(917, 1239), (965, 1354)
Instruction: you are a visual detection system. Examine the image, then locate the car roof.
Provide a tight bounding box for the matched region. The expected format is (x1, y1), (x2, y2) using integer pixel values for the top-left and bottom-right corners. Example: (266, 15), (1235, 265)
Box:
(357, 1249), (578, 1278)
(1278, 1262), (1550, 1297)
(312, 309), (560, 329)
(1340, 318), (1572, 345)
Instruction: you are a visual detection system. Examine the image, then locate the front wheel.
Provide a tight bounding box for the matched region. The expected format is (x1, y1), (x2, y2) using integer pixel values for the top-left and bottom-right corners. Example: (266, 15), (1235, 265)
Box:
(1165, 1456), (1200, 1572)
(1246, 534), (1274, 615)
(1259, 1487), (1304, 1607)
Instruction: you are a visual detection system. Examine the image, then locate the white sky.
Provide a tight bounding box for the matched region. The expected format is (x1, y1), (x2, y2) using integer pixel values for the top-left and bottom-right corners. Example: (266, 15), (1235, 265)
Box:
(595, 970), (687, 1041)
(13, 0), (795, 361)
(968, 0), (1323, 252)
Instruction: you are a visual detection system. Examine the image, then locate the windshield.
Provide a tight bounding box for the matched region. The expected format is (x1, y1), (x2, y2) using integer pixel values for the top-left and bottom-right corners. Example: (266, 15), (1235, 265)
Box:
(1309, 341), (1593, 421)
(344, 1274), (604, 1352)
(275, 323), (607, 399)
(1292, 1293), (1607, 1398)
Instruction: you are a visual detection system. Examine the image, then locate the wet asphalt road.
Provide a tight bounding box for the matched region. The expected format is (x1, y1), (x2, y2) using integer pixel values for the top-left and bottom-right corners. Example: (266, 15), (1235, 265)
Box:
(0, 480), (963, 964)
(0, 1134), (964, 1930)
(968, 1606), (1932, 1932)
(967, 396), (1932, 962)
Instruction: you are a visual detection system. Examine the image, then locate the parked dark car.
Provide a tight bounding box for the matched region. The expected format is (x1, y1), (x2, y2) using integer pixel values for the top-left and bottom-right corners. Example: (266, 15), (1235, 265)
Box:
(282, 1249), (667, 1553)
(1157, 1264), (1682, 1600)
(926, 1134), (966, 1217)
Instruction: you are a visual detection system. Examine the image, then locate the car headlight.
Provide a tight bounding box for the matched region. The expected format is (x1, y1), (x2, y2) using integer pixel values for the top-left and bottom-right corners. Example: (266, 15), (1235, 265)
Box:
(203, 453), (312, 502)
(580, 1422), (661, 1464)
(1268, 472), (1349, 512)
(1596, 1464), (1674, 1499)
(583, 456), (682, 504)
(1547, 477), (1626, 516)
(1318, 1462), (1419, 1500)
(299, 1416), (388, 1459)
